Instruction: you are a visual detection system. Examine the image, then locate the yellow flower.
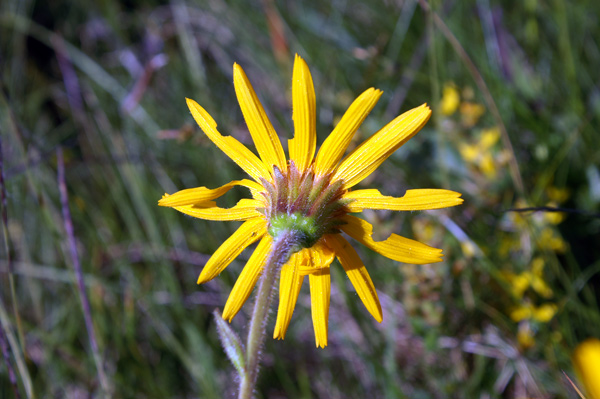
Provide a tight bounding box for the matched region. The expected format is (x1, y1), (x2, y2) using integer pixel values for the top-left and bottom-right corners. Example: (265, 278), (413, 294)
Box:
(543, 201), (566, 224)
(539, 227), (567, 253)
(479, 154), (496, 178)
(529, 257), (553, 298)
(510, 305), (532, 322)
(517, 323), (535, 349)
(159, 55), (463, 347)
(459, 102), (485, 127)
(546, 186), (570, 203)
(440, 83), (460, 115)
(573, 338), (600, 399)
(504, 257), (553, 299)
(479, 127), (500, 149)
(459, 126), (502, 178)
(532, 303), (557, 322)
(509, 302), (557, 323)
(459, 143), (479, 163)
(460, 241), (477, 259)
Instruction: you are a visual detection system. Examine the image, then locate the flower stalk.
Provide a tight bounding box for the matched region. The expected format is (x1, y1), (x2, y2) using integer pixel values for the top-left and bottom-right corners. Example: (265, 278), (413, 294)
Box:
(239, 230), (299, 399)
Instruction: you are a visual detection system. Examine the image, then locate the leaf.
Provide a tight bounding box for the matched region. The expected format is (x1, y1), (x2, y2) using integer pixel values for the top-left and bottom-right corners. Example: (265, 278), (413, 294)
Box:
(213, 309), (246, 378)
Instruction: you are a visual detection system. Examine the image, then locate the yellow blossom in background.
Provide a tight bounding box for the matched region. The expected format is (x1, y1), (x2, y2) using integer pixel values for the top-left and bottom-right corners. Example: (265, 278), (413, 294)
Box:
(459, 143), (479, 163)
(533, 303), (558, 322)
(547, 186), (570, 203)
(573, 338), (600, 399)
(517, 323), (535, 349)
(510, 306), (531, 323)
(460, 240), (477, 259)
(543, 201), (567, 225)
(459, 101), (485, 127)
(510, 302), (557, 323)
(538, 227), (567, 253)
(479, 154), (496, 177)
(508, 272), (531, 298)
(503, 257), (553, 299)
(529, 258), (553, 298)
(411, 216), (438, 243)
(159, 55), (463, 347)
(459, 127), (503, 178)
(479, 127), (500, 148)
(508, 198), (530, 228)
(440, 83), (460, 115)
(506, 256), (557, 326)
(400, 263), (444, 326)
(503, 198), (568, 255)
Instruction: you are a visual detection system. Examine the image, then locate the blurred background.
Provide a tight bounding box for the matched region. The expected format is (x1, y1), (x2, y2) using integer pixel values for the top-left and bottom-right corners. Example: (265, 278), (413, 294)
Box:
(1, 0), (599, 397)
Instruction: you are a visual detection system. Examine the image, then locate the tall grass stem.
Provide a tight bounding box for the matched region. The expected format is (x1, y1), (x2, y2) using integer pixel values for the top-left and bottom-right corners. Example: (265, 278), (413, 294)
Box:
(419, 0), (525, 196)
(57, 148), (111, 395)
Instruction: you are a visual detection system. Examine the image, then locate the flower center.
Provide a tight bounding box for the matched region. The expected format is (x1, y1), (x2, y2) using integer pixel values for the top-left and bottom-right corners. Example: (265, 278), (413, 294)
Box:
(260, 161), (349, 249)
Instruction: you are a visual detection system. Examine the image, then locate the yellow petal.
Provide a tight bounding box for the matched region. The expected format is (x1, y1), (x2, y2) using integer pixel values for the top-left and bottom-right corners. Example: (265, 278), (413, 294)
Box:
(573, 338), (600, 399)
(314, 88), (382, 176)
(159, 179), (263, 207)
(510, 305), (531, 322)
(340, 215), (443, 264)
(172, 199), (263, 221)
(480, 127), (500, 149)
(531, 257), (544, 276)
(440, 84), (460, 116)
(532, 303), (557, 323)
(332, 104), (431, 188)
(297, 242), (336, 276)
(531, 276), (553, 298)
(323, 235), (382, 322)
(309, 268), (330, 348)
(273, 256), (305, 340)
(288, 54), (316, 172)
(233, 64), (287, 174)
(186, 98), (270, 182)
(197, 218), (267, 284)
(459, 143), (479, 163)
(222, 235), (273, 321)
(344, 188), (463, 212)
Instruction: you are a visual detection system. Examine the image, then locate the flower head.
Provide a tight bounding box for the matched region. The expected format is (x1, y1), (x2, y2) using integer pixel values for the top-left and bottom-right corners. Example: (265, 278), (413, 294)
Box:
(159, 55), (463, 347)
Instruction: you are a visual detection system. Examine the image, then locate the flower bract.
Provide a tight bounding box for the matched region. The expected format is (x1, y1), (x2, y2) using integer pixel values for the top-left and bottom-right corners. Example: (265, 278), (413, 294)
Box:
(159, 55), (463, 347)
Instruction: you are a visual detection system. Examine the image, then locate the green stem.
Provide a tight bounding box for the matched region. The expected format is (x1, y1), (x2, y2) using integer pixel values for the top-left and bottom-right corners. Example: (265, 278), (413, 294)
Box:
(239, 231), (297, 399)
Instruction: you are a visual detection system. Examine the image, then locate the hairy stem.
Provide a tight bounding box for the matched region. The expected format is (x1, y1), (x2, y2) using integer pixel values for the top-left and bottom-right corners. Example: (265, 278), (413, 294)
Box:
(238, 230), (297, 399)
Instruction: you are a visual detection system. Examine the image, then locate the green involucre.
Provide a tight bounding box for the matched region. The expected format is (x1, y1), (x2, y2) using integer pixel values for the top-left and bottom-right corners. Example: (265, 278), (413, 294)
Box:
(268, 212), (321, 249)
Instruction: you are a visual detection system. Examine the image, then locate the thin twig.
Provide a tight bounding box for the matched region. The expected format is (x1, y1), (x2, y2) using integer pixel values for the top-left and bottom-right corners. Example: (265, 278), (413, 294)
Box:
(562, 370), (587, 399)
(57, 148), (110, 395)
(0, 318), (20, 398)
(0, 301), (33, 398)
(0, 134), (26, 356)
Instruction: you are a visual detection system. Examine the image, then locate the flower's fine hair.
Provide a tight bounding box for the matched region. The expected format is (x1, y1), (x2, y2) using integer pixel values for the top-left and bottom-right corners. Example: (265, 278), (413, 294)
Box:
(159, 54), (463, 348)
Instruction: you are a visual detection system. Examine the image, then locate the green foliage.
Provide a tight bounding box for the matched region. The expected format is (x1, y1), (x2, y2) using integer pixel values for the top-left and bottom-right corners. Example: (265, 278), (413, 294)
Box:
(1, 0), (599, 397)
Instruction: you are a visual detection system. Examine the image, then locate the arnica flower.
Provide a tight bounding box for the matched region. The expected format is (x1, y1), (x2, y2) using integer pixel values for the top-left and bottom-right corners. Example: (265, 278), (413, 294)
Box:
(159, 55), (463, 347)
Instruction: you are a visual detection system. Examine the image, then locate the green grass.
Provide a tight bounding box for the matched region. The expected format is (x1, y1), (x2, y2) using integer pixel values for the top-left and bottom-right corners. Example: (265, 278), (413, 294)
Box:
(1, 0), (599, 397)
